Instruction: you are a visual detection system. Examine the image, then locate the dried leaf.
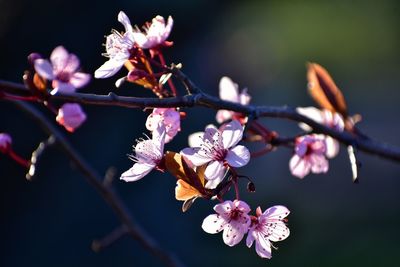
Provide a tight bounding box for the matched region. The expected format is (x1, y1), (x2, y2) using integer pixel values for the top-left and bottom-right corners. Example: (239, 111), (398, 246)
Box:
(182, 197), (198, 212)
(175, 179), (201, 201)
(165, 151), (189, 182)
(307, 62), (348, 118)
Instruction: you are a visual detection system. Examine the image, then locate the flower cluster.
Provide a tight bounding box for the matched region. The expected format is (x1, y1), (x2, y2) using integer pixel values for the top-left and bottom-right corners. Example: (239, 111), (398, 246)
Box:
(202, 200), (290, 259)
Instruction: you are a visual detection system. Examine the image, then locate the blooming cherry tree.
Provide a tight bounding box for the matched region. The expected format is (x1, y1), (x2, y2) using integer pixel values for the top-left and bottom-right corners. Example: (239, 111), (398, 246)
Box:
(1, 9), (399, 267)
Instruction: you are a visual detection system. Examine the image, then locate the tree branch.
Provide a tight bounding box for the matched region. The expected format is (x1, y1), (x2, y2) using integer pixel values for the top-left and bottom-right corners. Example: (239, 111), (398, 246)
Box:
(2, 79), (399, 162)
(11, 100), (185, 267)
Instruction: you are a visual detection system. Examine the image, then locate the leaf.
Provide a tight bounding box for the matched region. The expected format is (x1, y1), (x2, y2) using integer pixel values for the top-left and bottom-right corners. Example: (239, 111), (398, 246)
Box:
(164, 151), (191, 183)
(182, 197), (198, 212)
(175, 179), (201, 201)
(307, 62), (348, 118)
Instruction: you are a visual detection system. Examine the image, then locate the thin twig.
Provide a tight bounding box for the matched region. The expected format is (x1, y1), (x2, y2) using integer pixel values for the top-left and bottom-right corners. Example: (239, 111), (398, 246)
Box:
(92, 225), (129, 252)
(11, 100), (185, 267)
(26, 135), (56, 180)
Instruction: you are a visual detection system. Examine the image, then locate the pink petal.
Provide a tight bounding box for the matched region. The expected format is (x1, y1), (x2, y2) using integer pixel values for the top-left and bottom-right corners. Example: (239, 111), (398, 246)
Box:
(118, 11), (133, 32)
(309, 154), (329, 174)
(0, 133), (12, 151)
(325, 136), (340, 158)
(188, 132), (204, 148)
(132, 32), (149, 48)
(34, 59), (54, 80)
(263, 205), (290, 220)
(234, 200), (251, 213)
(70, 72), (91, 88)
(289, 154), (311, 179)
(201, 214), (226, 234)
(246, 229), (255, 248)
(63, 53), (80, 74)
(120, 163), (155, 182)
(219, 76), (239, 102)
(51, 82), (75, 95)
(135, 139), (162, 162)
(205, 174), (225, 189)
(180, 147), (212, 166)
(56, 103), (86, 132)
(296, 106), (324, 131)
(94, 58), (126, 79)
(214, 200), (234, 214)
(222, 220), (247, 247)
(225, 145), (250, 168)
(204, 160), (226, 182)
(161, 16), (174, 42)
(203, 125), (223, 147)
(254, 232), (272, 259)
(239, 89), (251, 105)
(50, 46), (70, 72)
(151, 123), (166, 154)
(216, 109), (233, 124)
(221, 120), (243, 149)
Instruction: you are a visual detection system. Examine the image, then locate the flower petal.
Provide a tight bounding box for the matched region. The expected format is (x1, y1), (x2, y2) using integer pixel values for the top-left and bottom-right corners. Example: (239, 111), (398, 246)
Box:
(118, 11), (133, 32)
(34, 59), (54, 80)
(254, 232), (272, 259)
(289, 154), (311, 179)
(216, 109), (233, 124)
(325, 136), (340, 158)
(219, 76), (239, 102)
(51, 82), (76, 95)
(94, 59), (126, 78)
(188, 131), (204, 148)
(50, 46), (71, 72)
(239, 88), (251, 105)
(214, 200), (234, 214)
(162, 16), (174, 41)
(204, 160), (226, 182)
(70, 72), (91, 88)
(225, 145), (250, 168)
(202, 214), (226, 234)
(120, 163), (155, 182)
(180, 147), (212, 166)
(222, 220), (247, 247)
(221, 120), (243, 149)
(309, 154), (329, 174)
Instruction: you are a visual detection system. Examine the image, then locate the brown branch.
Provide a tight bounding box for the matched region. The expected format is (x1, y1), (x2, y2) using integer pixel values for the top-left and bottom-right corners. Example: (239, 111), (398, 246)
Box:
(11, 100), (185, 267)
(1, 78), (400, 162)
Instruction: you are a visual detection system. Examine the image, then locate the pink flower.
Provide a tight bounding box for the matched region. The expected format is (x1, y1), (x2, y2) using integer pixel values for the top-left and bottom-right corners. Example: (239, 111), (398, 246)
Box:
(216, 76), (251, 124)
(297, 107), (344, 158)
(146, 108), (180, 143)
(56, 103), (87, 132)
(132, 15), (173, 49)
(34, 46), (90, 95)
(180, 120), (250, 189)
(202, 200), (251, 247)
(289, 134), (329, 178)
(95, 11), (136, 79)
(0, 133), (12, 153)
(120, 124), (166, 182)
(246, 206), (290, 259)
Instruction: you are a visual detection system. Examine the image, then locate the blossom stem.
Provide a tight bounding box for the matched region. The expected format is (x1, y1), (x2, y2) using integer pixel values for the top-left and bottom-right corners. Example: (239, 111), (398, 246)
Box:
(7, 149), (30, 168)
(2, 92), (37, 102)
(158, 52), (178, 96)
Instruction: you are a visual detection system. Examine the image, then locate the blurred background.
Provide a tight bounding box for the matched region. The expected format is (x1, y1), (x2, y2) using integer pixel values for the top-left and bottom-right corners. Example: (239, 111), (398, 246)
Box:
(1, 0), (400, 266)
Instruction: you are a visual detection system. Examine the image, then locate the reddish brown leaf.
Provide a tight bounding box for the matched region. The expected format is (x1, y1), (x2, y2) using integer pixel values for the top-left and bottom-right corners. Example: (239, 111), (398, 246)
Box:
(307, 62), (348, 118)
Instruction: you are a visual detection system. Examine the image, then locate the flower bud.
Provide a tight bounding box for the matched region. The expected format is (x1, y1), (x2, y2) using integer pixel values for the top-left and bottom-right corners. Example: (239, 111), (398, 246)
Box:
(56, 103), (87, 132)
(0, 133), (12, 153)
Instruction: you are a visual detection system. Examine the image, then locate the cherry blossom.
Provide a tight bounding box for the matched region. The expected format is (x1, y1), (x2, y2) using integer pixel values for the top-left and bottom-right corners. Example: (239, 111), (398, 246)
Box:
(132, 15), (173, 49)
(120, 124), (166, 182)
(180, 120), (250, 189)
(56, 103), (87, 132)
(297, 107), (344, 158)
(202, 200), (251, 247)
(246, 206), (290, 259)
(146, 108), (180, 143)
(34, 46), (90, 95)
(216, 76), (251, 124)
(289, 134), (329, 178)
(94, 11), (136, 79)
(0, 133), (12, 153)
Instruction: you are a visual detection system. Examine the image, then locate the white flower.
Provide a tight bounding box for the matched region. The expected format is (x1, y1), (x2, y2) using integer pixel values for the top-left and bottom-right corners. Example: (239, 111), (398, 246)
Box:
(246, 205), (290, 259)
(202, 200), (251, 247)
(132, 15), (173, 49)
(95, 11), (136, 79)
(297, 107), (344, 158)
(120, 124), (166, 182)
(180, 120), (250, 189)
(216, 76), (251, 124)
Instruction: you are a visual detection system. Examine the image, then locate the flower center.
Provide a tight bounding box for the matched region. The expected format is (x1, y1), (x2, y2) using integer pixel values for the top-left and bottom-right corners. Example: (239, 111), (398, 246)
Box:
(56, 71), (71, 83)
